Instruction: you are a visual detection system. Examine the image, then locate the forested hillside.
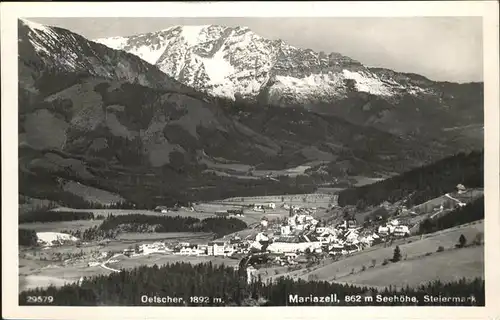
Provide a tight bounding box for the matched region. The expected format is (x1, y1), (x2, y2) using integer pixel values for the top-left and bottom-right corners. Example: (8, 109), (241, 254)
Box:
(337, 150), (483, 209)
(418, 196), (484, 234)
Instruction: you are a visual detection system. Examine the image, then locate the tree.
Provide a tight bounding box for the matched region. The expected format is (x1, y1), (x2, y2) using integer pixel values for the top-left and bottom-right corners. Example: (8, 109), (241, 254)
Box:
(392, 245), (402, 262)
(457, 234), (467, 248)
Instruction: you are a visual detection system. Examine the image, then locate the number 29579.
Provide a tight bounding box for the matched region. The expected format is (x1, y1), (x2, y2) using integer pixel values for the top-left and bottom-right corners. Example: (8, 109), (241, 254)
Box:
(26, 296), (54, 304)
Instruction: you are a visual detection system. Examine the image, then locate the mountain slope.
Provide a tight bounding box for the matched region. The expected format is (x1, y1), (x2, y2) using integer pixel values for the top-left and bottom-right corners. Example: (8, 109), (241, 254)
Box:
(17, 19), (475, 208)
(18, 19), (200, 97)
(96, 25), (483, 141)
(20, 75), (439, 207)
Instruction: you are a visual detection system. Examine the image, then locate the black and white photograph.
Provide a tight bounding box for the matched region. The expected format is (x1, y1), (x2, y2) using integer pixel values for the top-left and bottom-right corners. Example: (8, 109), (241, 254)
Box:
(2, 1), (499, 319)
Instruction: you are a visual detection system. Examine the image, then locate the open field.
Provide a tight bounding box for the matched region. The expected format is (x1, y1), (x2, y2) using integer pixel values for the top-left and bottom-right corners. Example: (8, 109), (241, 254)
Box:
(20, 275), (77, 292)
(336, 245), (483, 289)
(261, 220), (484, 285)
(201, 157), (325, 179)
(19, 257), (114, 292)
(50, 208), (169, 217)
(19, 220), (102, 232)
(351, 176), (387, 187)
(61, 180), (125, 205)
(116, 232), (213, 242)
(42, 192), (337, 227)
(219, 193), (334, 207)
(107, 252), (239, 270)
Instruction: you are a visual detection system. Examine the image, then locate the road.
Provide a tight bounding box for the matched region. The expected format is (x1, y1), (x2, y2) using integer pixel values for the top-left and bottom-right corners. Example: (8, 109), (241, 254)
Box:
(99, 253), (123, 273)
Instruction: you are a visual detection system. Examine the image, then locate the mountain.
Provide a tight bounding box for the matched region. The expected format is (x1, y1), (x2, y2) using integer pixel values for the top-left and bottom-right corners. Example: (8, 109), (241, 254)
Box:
(18, 19), (200, 98)
(95, 25), (484, 140)
(17, 19), (474, 208)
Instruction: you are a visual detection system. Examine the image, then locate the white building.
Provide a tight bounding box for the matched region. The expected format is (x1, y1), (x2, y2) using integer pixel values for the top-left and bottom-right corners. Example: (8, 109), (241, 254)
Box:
(281, 225), (291, 236)
(266, 203), (276, 210)
(179, 247), (203, 256)
(140, 243), (167, 255)
(207, 241), (226, 256)
(378, 226), (390, 236)
(267, 241), (321, 254)
(393, 225), (410, 237)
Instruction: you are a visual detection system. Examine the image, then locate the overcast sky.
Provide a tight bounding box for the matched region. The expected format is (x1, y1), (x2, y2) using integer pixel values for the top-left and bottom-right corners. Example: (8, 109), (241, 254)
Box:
(29, 17), (483, 83)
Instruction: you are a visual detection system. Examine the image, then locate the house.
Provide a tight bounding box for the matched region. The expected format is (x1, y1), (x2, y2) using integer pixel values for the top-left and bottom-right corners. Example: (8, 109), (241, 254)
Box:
(260, 218), (269, 228)
(179, 247), (195, 255)
(123, 248), (135, 256)
(227, 209), (244, 216)
(266, 203), (276, 210)
(140, 243), (167, 255)
(393, 225), (410, 237)
(378, 226), (390, 236)
(456, 184), (467, 194)
(215, 211), (229, 217)
(207, 241), (226, 256)
(328, 244), (346, 256)
(281, 225), (291, 236)
(267, 239), (321, 253)
(317, 234), (336, 244)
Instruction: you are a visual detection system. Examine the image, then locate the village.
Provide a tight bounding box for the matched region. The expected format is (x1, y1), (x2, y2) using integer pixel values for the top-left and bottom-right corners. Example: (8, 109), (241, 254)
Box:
(21, 184), (482, 289)
(21, 185), (483, 292)
(115, 201), (411, 266)
(109, 184), (480, 273)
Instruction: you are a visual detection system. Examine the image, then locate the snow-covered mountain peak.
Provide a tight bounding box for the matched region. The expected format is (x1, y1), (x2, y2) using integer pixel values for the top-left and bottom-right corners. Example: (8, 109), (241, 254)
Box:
(95, 23), (426, 103)
(24, 19), (440, 104)
(20, 18), (50, 32)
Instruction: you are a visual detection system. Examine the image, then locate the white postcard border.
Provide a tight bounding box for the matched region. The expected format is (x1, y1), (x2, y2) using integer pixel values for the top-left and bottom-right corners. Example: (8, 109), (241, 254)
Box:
(2, 1), (499, 319)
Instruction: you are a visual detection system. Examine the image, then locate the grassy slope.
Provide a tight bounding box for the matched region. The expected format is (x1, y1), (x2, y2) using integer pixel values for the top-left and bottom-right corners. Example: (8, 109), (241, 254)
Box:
(336, 245), (483, 289)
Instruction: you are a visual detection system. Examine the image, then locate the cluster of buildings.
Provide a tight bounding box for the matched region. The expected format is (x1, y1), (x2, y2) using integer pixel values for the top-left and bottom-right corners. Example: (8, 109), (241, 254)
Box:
(121, 240), (241, 258)
(247, 205), (412, 262)
(253, 203), (276, 212)
(377, 219), (411, 237)
(119, 200), (412, 271)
